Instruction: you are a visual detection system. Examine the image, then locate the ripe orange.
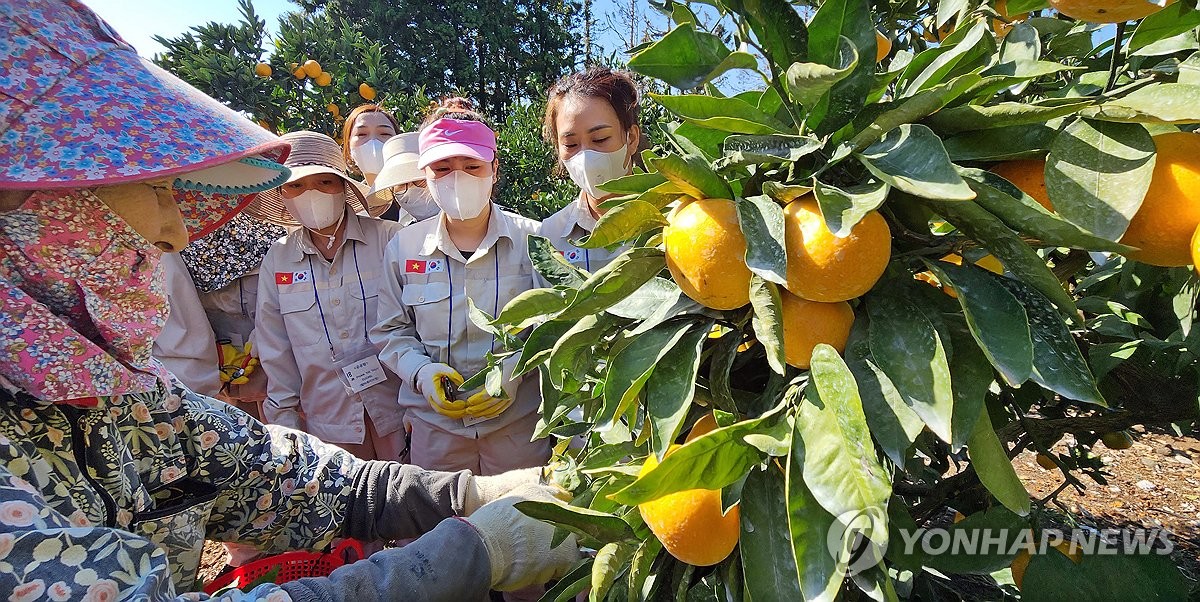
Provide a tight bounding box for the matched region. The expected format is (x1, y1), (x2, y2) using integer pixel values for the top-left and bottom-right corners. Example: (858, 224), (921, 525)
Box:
(638, 445), (740, 566)
(875, 31), (892, 62)
(1047, 0), (1172, 22)
(782, 196), (891, 302)
(989, 159), (1052, 211)
(780, 291), (855, 369)
(665, 199), (753, 310)
(1192, 224), (1200, 275)
(302, 59), (322, 78)
(916, 253), (1005, 298)
(1011, 541), (1083, 589)
(923, 20), (955, 42)
(685, 413), (718, 441)
(315, 71), (333, 87)
(359, 82), (377, 100)
(326, 103), (340, 116)
(254, 62), (272, 78)
(1119, 132), (1200, 266)
(992, 0), (1029, 37)
(292, 67), (306, 79)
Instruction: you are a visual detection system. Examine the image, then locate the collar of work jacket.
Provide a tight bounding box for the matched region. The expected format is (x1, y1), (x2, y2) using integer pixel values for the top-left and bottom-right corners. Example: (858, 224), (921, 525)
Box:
(284, 207), (370, 262)
(418, 205), (520, 263)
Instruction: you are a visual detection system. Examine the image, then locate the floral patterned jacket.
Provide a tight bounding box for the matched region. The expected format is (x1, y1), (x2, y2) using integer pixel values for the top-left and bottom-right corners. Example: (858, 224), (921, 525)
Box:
(0, 374), (366, 600)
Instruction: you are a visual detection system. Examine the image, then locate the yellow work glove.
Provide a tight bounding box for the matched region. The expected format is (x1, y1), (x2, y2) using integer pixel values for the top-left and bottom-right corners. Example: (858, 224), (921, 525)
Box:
(217, 341), (258, 385)
(415, 363), (468, 418)
(464, 390), (513, 419)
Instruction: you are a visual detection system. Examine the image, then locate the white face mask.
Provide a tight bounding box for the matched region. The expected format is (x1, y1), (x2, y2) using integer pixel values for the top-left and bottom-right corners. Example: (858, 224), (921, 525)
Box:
(563, 143), (632, 199)
(282, 189), (346, 231)
(428, 171), (493, 220)
(395, 185), (440, 221)
(351, 139), (387, 176)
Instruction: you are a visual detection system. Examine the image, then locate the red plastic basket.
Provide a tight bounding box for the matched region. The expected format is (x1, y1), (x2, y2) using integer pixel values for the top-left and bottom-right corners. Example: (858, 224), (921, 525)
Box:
(203, 539), (365, 594)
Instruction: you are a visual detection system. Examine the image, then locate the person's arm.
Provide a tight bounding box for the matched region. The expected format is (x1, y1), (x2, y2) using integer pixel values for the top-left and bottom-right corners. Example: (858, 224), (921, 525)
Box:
(254, 247), (305, 430)
(370, 239), (432, 391)
(153, 253), (222, 396)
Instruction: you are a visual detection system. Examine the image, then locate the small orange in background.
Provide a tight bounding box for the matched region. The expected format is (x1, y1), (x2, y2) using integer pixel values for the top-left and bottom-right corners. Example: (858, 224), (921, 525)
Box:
(989, 159), (1053, 211)
(916, 253), (1005, 298)
(359, 82), (377, 100)
(326, 103), (340, 116)
(875, 31), (892, 62)
(1035, 453), (1058, 470)
(1119, 131), (1200, 266)
(315, 71), (332, 87)
(1047, 0), (1173, 23)
(685, 413), (719, 442)
(991, 0), (1029, 38)
(1011, 541), (1083, 589)
(638, 445), (740, 566)
(254, 62), (272, 78)
(292, 67), (306, 79)
(780, 291), (855, 369)
(302, 59), (322, 78)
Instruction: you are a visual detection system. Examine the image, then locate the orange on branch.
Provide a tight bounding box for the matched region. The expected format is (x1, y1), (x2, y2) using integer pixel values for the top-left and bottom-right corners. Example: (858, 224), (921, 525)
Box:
(780, 292), (855, 369)
(254, 62), (272, 77)
(875, 31), (892, 62)
(1048, 0), (1173, 22)
(990, 159), (1053, 211)
(1119, 132), (1200, 266)
(359, 82), (377, 100)
(665, 199), (753, 310)
(638, 446), (740, 566)
(302, 59), (322, 78)
(783, 196), (891, 302)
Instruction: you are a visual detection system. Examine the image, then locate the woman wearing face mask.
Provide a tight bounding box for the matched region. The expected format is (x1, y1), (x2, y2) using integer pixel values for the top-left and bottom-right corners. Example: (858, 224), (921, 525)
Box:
(343, 104), (400, 187)
(369, 130), (441, 222)
(539, 67), (642, 274)
(372, 102), (549, 476)
(0, 2), (579, 598)
(250, 131), (410, 462)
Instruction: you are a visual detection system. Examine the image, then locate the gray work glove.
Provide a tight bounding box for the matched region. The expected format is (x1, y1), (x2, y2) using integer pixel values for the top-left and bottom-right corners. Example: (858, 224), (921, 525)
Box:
(461, 483), (580, 591)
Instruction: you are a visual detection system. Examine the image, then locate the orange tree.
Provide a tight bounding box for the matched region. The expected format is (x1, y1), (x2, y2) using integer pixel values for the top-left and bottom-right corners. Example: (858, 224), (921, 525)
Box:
(463, 0), (1200, 598)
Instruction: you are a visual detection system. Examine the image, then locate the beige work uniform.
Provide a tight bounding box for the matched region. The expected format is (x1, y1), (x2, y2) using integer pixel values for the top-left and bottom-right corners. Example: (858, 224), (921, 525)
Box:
(256, 209), (407, 461)
(536, 194), (626, 285)
(371, 207), (549, 475)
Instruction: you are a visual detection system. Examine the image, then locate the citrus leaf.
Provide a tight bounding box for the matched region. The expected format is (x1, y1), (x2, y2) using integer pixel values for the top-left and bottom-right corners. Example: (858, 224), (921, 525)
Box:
(785, 35), (859, 109)
(960, 168), (1135, 253)
(737, 195), (789, 285)
(867, 294), (955, 444)
(920, 197), (1079, 317)
(514, 500), (636, 545)
(609, 406), (787, 505)
(606, 276), (683, 321)
(590, 541), (636, 602)
(847, 72), (985, 152)
(786, 435), (845, 602)
(925, 100), (1094, 136)
(813, 177), (890, 238)
(1128, 2), (1200, 51)
(513, 319), (573, 377)
(720, 0), (809, 72)
(715, 134), (822, 169)
(844, 319), (924, 465)
(628, 23), (741, 89)
(1088, 83), (1200, 124)
(647, 322), (709, 459)
(799, 344), (893, 523)
(650, 153), (734, 200)
(665, 121), (728, 162)
(942, 122), (1060, 161)
(1022, 549), (1190, 602)
(577, 200), (667, 249)
(764, 181), (815, 203)
(600, 319), (697, 427)
(548, 313), (618, 390)
(492, 288), (572, 328)
(925, 261), (1033, 387)
(626, 536), (662, 600)
(899, 21), (994, 96)
(806, 0), (875, 134)
(966, 411), (1031, 515)
(529, 235), (587, 288)
(1178, 51), (1200, 85)
(650, 93), (789, 134)
(749, 276), (787, 375)
(556, 247), (666, 321)
(543, 560), (594, 602)
(857, 124), (976, 200)
(1045, 118), (1156, 242)
(741, 466), (805, 602)
(599, 172), (670, 195)
(945, 322), (992, 451)
(995, 277), (1106, 406)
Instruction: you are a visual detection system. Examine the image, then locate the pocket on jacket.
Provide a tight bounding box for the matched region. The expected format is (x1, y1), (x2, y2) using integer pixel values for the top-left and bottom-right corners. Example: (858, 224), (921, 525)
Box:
(278, 291), (324, 347)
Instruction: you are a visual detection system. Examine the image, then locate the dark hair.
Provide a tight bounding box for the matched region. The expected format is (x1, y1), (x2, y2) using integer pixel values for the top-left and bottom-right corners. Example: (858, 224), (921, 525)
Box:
(421, 96), (491, 128)
(341, 104), (400, 164)
(543, 66), (640, 146)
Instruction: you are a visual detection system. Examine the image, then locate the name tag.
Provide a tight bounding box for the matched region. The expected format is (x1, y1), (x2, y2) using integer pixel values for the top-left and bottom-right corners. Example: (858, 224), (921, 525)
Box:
(341, 355), (387, 393)
(463, 413), (499, 427)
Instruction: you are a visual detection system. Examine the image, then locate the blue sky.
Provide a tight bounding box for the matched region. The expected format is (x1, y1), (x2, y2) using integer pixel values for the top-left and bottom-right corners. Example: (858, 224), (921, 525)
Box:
(81, 0), (655, 59)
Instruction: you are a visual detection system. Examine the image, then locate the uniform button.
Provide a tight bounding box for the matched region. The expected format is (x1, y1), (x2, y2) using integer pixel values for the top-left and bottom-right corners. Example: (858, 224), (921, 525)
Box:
(418, 296), (425, 302)
(340, 331), (349, 339)
(354, 426), (362, 433)
(333, 299), (341, 306)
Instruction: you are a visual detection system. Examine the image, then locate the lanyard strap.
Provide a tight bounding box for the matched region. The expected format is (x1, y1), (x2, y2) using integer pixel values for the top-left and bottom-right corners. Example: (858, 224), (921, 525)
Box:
(306, 241), (370, 354)
(443, 249), (502, 367)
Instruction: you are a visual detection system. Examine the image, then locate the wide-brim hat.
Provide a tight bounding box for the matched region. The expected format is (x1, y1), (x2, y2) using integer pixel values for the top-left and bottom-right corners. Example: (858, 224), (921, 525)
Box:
(0, 0), (292, 241)
(244, 130), (388, 227)
(368, 131), (423, 204)
(417, 118), (497, 169)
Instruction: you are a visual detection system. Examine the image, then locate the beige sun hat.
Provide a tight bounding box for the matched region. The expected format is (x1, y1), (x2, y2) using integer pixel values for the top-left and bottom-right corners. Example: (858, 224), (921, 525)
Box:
(245, 130), (389, 226)
(368, 131), (423, 204)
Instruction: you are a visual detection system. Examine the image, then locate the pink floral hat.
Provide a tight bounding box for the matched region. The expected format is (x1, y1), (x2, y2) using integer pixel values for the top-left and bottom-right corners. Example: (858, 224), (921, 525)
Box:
(0, 0), (292, 241)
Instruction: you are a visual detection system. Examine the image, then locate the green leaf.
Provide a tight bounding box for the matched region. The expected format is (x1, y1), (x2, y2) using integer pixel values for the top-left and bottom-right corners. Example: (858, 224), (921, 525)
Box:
(737, 195), (788, 285)
(996, 278), (1106, 405)
(599, 172), (670, 195)
(492, 287), (571, 328)
(650, 93), (789, 134)
(925, 100), (1094, 136)
(650, 153), (734, 200)
(741, 467), (805, 602)
(601, 319), (698, 427)
(609, 407), (786, 505)
(785, 36), (859, 109)
(647, 323), (709, 459)
(720, 0), (809, 72)
(888, 506), (1026, 574)
(960, 168), (1135, 253)
(867, 294), (955, 444)
(1045, 118), (1156, 242)
(856, 124), (975, 201)
(813, 178), (890, 238)
(920, 197), (1079, 316)
(844, 320), (924, 465)
(715, 134), (822, 169)
(529, 235), (587, 288)
(557, 247), (666, 322)
(515, 500), (636, 544)
(628, 23), (745, 89)
(763, 181), (815, 204)
(1021, 550), (1190, 602)
(665, 122), (728, 162)
(590, 541), (635, 602)
(799, 345), (892, 524)
(544, 560), (594, 602)
(749, 276), (787, 375)
(806, 0), (875, 134)
(548, 313), (616, 390)
(607, 276), (684, 321)
(925, 261), (1033, 386)
(786, 434), (845, 602)
(1128, 2), (1200, 51)
(577, 200), (667, 249)
(945, 322), (991, 451)
(942, 122), (1060, 161)
(899, 22), (994, 96)
(626, 537), (662, 600)
(1178, 51), (1200, 85)
(1089, 83), (1200, 124)
(514, 319), (573, 377)
(966, 410), (1030, 515)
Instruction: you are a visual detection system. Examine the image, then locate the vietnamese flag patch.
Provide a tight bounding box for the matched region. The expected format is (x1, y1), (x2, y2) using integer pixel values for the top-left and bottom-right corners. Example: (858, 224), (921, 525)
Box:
(276, 272), (294, 285)
(406, 260), (428, 274)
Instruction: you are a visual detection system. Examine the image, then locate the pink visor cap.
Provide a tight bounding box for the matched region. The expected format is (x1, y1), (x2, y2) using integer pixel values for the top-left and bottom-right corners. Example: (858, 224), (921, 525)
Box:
(417, 118), (497, 169)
